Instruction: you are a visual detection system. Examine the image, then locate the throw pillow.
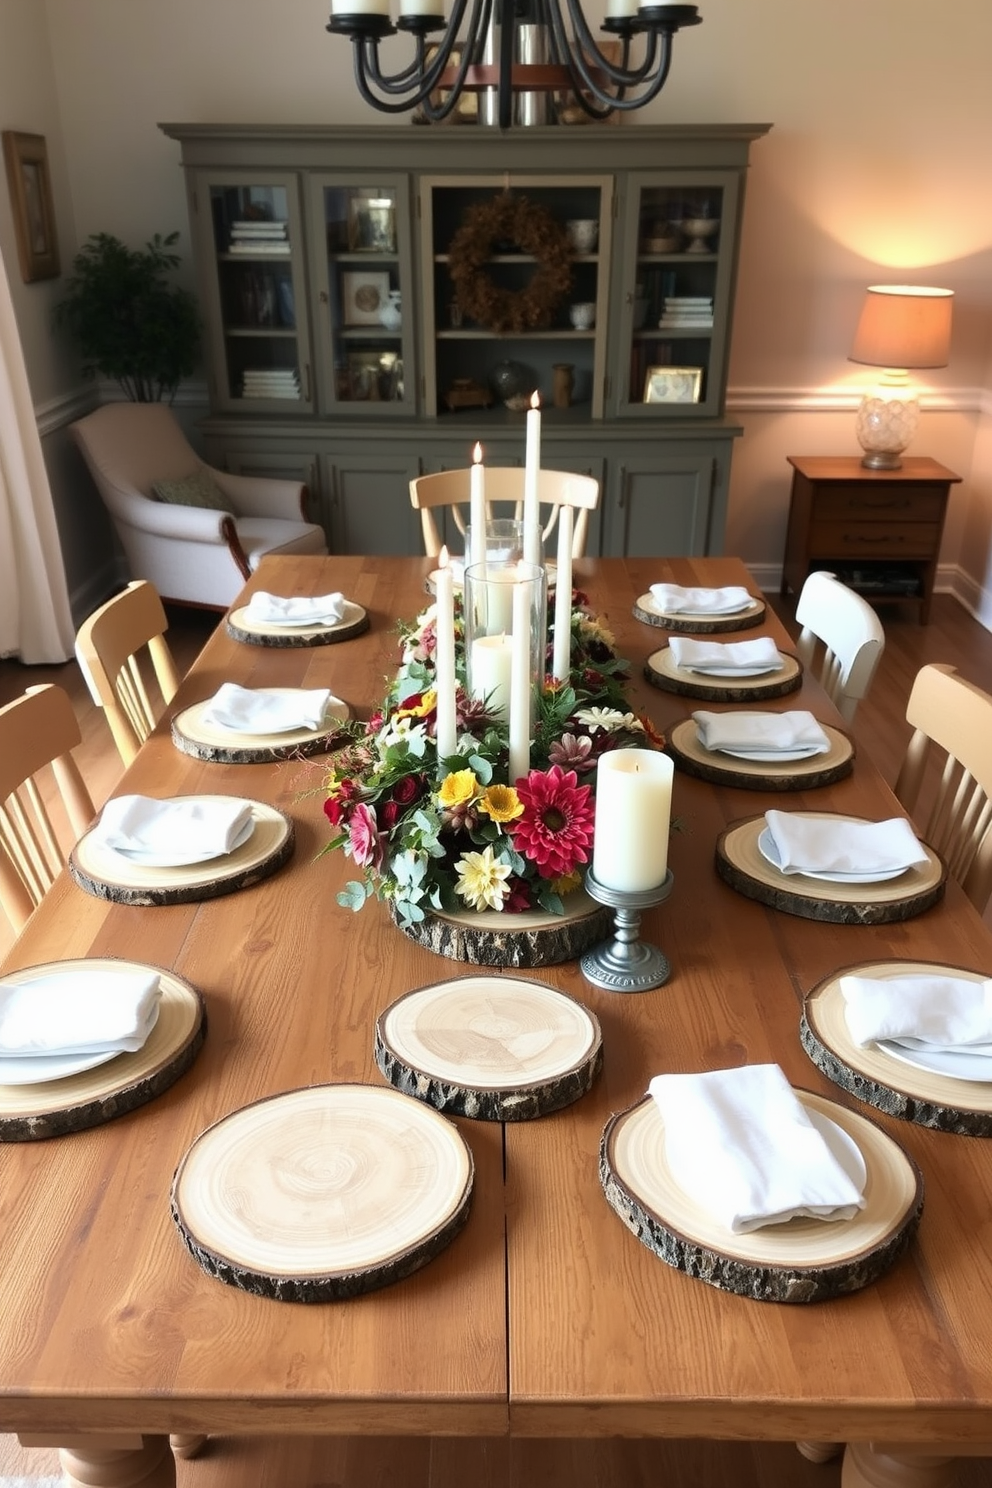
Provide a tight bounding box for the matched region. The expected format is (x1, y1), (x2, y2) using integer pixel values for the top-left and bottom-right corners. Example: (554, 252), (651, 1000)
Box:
(151, 468), (228, 510)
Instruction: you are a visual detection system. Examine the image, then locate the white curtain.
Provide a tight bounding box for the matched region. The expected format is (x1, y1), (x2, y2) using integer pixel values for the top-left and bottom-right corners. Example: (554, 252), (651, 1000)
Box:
(0, 247), (75, 663)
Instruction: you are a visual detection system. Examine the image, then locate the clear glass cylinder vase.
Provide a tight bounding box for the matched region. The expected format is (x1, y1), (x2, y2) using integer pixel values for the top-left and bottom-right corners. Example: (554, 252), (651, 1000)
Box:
(463, 560), (547, 784)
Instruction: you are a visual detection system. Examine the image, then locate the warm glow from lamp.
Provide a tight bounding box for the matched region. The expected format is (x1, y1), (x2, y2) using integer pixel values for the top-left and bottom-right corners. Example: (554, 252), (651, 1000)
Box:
(848, 285), (953, 470)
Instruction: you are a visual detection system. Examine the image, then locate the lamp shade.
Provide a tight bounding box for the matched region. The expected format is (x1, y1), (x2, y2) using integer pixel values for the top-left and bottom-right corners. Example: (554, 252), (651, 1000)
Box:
(849, 285), (953, 370)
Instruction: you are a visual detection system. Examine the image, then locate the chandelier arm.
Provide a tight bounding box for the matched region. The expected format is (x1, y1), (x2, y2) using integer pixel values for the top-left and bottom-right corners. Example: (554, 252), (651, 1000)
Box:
(563, 0), (662, 88)
(352, 0), (475, 110)
(542, 0), (620, 121)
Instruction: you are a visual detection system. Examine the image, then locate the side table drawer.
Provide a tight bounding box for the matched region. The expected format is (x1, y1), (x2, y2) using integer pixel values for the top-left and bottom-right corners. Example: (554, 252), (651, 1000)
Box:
(812, 486), (946, 523)
(810, 520), (941, 559)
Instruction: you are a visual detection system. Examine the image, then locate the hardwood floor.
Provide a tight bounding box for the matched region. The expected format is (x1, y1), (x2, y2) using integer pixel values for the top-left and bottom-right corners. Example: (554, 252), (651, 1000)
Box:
(1, 589), (991, 1485)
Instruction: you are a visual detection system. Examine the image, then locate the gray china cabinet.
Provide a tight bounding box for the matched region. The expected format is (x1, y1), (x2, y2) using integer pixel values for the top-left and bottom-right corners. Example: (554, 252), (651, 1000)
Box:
(161, 123), (769, 557)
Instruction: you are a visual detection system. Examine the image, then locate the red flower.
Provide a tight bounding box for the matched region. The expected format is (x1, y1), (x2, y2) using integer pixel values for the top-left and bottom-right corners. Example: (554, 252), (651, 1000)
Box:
(503, 876), (535, 913)
(380, 799), (401, 830)
(392, 773), (424, 806)
(323, 797), (349, 828)
(510, 765), (595, 879)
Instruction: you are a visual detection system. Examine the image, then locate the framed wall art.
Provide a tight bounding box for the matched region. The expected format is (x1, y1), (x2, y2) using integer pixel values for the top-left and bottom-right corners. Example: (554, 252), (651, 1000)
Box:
(2, 131), (60, 282)
(643, 365), (703, 405)
(341, 270), (391, 327)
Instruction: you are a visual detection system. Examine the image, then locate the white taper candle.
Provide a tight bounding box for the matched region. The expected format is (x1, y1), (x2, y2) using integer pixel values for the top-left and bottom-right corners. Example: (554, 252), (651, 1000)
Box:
(508, 576), (532, 784)
(523, 392), (542, 567)
(470, 443), (487, 575)
(552, 505), (574, 683)
(434, 548), (457, 765)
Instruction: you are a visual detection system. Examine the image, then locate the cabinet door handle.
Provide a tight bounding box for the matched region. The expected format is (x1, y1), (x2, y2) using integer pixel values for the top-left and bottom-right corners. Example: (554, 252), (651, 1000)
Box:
(303, 363), (312, 402)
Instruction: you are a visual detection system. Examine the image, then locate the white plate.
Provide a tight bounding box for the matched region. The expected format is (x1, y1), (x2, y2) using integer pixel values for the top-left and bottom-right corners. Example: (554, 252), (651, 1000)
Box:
(757, 826), (909, 885)
(685, 664), (782, 679)
(877, 1039), (992, 1085)
(0, 1001), (161, 1086)
(714, 744), (826, 763)
(661, 601), (755, 617)
(252, 611), (347, 628)
(109, 814), (255, 869)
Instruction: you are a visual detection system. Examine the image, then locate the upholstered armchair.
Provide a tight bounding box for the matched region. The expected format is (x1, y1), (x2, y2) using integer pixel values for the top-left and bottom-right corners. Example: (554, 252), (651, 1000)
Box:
(69, 403), (327, 609)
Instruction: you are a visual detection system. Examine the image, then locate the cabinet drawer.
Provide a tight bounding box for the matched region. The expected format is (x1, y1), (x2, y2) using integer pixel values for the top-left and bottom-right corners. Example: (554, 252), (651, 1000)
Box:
(810, 521), (941, 559)
(812, 486), (946, 523)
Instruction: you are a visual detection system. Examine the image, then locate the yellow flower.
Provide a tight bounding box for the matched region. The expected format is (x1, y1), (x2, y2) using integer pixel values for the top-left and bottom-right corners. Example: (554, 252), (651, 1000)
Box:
(454, 846), (512, 911)
(478, 784), (524, 823)
(437, 769), (478, 809)
(396, 688), (437, 720)
(550, 870), (583, 897)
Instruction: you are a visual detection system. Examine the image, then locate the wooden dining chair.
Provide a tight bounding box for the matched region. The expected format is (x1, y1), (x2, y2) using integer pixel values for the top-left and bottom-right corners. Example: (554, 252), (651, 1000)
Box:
(893, 662), (992, 913)
(0, 684), (96, 936)
(75, 579), (182, 768)
(794, 570), (885, 725)
(409, 467), (600, 559)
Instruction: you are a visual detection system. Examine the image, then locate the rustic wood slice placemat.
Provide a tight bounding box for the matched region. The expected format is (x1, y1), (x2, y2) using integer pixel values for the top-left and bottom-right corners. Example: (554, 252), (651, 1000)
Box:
(0, 959), (205, 1142)
(171, 691), (351, 764)
(171, 1083), (474, 1302)
(375, 975), (603, 1121)
(665, 717), (854, 792)
(392, 891), (613, 968)
(802, 959), (992, 1136)
(226, 600), (369, 647)
(633, 593), (766, 634)
(601, 1087), (923, 1304)
(644, 645), (804, 702)
(715, 813), (946, 924)
(69, 798), (294, 907)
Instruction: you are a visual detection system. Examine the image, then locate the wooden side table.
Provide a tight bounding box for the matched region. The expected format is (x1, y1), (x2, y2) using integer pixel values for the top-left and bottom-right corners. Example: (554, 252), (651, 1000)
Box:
(781, 456), (961, 624)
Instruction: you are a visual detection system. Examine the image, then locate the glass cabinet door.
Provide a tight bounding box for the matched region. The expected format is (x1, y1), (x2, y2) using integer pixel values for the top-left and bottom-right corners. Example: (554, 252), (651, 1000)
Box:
(307, 176), (415, 416)
(612, 171), (740, 420)
(192, 171), (313, 414)
(421, 175), (613, 425)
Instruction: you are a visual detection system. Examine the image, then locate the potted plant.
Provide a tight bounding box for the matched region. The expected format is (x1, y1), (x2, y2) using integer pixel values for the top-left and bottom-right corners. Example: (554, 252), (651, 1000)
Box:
(54, 230), (200, 403)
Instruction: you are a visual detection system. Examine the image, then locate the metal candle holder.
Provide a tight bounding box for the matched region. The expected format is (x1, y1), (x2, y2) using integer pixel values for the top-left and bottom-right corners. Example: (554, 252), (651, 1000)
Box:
(580, 868), (674, 993)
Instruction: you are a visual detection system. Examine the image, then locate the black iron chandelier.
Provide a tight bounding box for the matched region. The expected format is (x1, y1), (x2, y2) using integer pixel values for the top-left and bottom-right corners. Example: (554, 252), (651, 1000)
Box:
(326, 0), (702, 130)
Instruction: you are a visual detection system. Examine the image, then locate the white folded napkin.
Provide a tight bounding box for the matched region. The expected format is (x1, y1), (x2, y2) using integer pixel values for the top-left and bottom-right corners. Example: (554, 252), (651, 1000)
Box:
(650, 583), (752, 614)
(0, 969), (161, 1057)
(764, 810), (929, 876)
(244, 591), (346, 625)
(693, 709), (831, 754)
(649, 1064), (866, 1234)
(97, 794), (255, 858)
(201, 683), (332, 734)
(841, 973), (992, 1049)
(669, 635), (783, 673)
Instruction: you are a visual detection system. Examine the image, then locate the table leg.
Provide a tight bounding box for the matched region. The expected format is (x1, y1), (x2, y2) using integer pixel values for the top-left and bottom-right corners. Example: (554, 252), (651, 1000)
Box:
(170, 1433), (208, 1459)
(56, 1434), (176, 1487)
(798, 1441), (844, 1463)
(842, 1443), (957, 1488)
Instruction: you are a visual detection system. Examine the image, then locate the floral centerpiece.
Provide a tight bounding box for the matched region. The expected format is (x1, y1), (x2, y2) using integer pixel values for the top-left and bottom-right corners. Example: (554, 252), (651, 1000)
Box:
(322, 588), (665, 929)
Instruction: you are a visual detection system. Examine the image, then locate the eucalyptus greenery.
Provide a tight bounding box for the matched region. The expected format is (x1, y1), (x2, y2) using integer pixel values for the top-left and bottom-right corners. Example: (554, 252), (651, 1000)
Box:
(54, 231), (201, 403)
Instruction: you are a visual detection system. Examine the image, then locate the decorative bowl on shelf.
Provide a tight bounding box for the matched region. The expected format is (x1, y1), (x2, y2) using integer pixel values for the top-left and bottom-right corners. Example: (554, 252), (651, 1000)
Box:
(565, 219), (599, 254)
(681, 218), (720, 253)
(569, 302), (596, 330)
(489, 360), (534, 407)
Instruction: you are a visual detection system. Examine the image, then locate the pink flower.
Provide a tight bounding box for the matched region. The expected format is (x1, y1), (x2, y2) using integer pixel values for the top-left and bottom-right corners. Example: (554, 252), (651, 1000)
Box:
(348, 802), (383, 869)
(510, 765), (595, 880)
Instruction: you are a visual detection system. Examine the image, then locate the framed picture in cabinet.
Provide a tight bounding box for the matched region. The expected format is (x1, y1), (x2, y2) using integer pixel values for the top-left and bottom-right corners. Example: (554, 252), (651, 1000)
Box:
(643, 365), (703, 404)
(2, 131), (59, 282)
(347, 194), (396, 253)
(341, 270), (391, 327)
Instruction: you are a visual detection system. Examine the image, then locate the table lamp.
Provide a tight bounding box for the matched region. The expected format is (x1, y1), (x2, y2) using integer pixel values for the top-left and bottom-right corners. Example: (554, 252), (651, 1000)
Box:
(848, 284), (953, 469)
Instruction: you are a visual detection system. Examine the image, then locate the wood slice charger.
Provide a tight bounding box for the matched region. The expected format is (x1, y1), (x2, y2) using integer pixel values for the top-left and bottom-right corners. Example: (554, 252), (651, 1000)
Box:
(171, 691), (351, 765)
(70, 798), (294, 907)
(632, 592), (766, 634)
(0, 959), (205, 1142)
(715, 813), (946, 925)
(665, 716), (854, 792)
(802, 960), (992, 1136)
(601, 1088), (923, 1304)
(392, 890), (613, 969)
(375, 975), (603, 1121)
(226, 599), (369, 648)
(171, 1084), (474, 1302)
(644, 643), (803, 702)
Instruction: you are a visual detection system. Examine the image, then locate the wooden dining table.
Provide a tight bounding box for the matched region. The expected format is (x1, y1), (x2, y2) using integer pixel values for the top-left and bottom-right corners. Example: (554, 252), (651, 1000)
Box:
(3, 554), (992, 1488)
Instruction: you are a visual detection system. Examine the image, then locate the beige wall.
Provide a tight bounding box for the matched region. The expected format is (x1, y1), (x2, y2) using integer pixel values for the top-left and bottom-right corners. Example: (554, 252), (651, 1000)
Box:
(2, 0), (991, 614)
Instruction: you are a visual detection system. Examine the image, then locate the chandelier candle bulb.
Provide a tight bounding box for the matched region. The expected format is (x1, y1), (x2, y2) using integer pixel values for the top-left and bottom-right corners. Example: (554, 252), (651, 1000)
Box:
(592, 749), (674, 893)
(552, 505), (574, 683)
(523, 393), (542, 567)
(509, 576), (532, 784)
(470, 443), (487, 575)
(434, 550), (457, 763)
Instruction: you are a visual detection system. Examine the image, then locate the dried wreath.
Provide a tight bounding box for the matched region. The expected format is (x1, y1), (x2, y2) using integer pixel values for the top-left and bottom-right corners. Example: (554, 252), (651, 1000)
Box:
(448, 193), (573, 334)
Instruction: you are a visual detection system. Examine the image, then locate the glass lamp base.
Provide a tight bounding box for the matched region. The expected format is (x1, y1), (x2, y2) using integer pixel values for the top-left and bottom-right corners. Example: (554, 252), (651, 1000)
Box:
(855, 390), (920, 471)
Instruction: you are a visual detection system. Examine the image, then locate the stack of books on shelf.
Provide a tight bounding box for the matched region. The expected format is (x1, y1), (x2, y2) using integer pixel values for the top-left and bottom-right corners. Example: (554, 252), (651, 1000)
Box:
(241, 369), (301, 400)
(228, 220), (290, 255)
(658, 295), (714, 329)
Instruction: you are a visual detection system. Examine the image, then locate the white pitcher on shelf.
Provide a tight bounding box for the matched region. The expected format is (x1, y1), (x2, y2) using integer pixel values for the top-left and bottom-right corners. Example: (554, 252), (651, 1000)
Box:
(378, 290), (402, 331)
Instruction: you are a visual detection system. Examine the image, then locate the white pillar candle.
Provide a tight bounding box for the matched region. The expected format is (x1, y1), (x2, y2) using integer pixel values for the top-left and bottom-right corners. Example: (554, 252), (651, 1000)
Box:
(482, 566), (517, 634)
(470, 443), (487, 575)
(551, 505), (574, 683)
(508, 576), (532, 784)
(332, 0), (389, 13)
(434, 549), (457, 765)
(470, 634), (513, 720)
(400, 0), (443, 13)
(592, 749), (673, 892)
(523, 393), (542, 567)
(608, 0), (638, 13)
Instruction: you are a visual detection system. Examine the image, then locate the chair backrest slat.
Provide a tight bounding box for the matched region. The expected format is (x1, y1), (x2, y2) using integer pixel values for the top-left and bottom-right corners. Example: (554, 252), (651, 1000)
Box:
(75, 581), (181, 767)
(409, 467), (599, 560)
(794, 571), (885, 726)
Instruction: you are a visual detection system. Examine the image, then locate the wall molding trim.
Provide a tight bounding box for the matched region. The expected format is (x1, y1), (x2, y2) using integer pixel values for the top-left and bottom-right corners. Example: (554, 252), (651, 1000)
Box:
(726, 385), (985, 415)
